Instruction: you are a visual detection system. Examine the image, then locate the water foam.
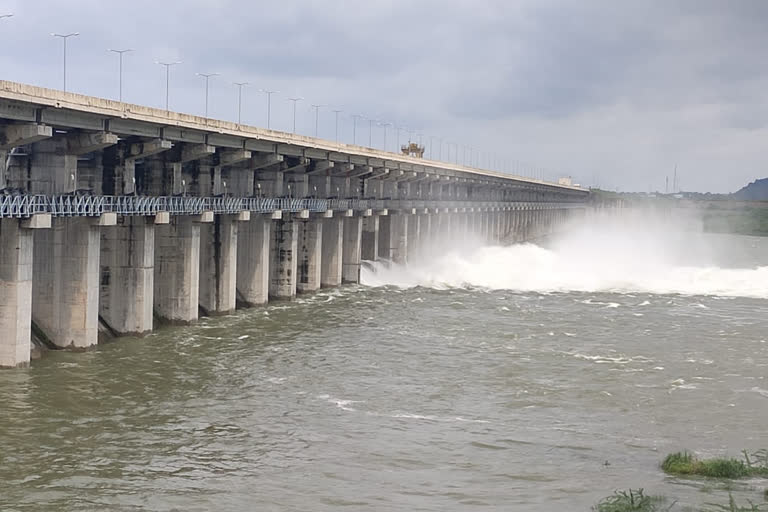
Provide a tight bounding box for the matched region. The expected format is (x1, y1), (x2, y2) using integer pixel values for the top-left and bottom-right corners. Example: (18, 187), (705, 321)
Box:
(361, 211), (768, 299)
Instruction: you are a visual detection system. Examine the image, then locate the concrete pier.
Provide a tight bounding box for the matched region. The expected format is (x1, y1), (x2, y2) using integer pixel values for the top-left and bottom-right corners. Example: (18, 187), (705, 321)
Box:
(297, 217), (323, 293)
(270, 217), (298, 299)
(33, 217), (101, 349)
(361, 216), (379, 261)
(99, 217), (155, 336)
(0, 219), (33, 367)
(342, 216), (362, 283)
(320, 217), (343, 287)
(236, 215), (271, 306)
(154, 216), (201, 324)
(199, 215), (238, 315)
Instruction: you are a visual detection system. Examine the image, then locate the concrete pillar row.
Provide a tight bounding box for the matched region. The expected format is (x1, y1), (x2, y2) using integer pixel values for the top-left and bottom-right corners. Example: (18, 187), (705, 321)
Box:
(0, 219), (33, 368)
(237, 215), (271, 306)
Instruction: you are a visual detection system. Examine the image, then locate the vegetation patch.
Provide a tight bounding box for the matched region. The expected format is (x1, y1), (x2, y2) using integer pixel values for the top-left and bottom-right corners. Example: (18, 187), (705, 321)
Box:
(662, 451), (768, 479)
(593, 489), (671, 512)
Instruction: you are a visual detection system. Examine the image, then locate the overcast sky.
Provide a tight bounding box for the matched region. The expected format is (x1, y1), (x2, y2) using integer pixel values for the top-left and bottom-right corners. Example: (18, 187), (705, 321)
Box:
(1, 0), (766, 193)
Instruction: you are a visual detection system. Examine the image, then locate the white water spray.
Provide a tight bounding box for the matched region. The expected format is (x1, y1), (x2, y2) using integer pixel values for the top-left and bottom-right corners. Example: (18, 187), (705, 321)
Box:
(361, 209), (768, 299)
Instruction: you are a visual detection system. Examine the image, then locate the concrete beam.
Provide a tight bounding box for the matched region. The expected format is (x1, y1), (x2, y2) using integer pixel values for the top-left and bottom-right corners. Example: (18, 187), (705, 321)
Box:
(21, 213), (51, 229)
(368, 168), (389, 180)
(349, 165), (373, 178)
(67, 131), (118, 156)
(307, 160), (334, 176)
(0, 123), (52, 150)
(179, 143), (215, 163)
(219, 148), (252, 167)
(129, 138), (172, 159)
(251, 153), (284, 170)
(330, 163), (354, 176)
(283, 157), (309, 174)
(385, 169), (405, 181)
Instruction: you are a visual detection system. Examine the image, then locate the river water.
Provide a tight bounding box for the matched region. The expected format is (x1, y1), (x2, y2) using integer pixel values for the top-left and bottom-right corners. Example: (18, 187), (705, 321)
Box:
(1, 212), (767, 511)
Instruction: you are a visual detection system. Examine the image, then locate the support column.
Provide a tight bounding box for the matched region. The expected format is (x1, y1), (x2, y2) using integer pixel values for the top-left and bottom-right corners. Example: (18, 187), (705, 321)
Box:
(342, 215), (363, 283)
(99, 217), (154, 335)
(270, 217), (298, 299)
(33, 217), (101, 348)
(236, 215), (271, 306)
(297, 217), (323, 293)
(154, 216), (201, 324)
(0, 220), (33, 367)
(361, 215), (379, 261)
(406, 214), (420, 262)
(321, 216), (343, 287)
(199, 215), (238, 315)
(381, 212), (408, 264)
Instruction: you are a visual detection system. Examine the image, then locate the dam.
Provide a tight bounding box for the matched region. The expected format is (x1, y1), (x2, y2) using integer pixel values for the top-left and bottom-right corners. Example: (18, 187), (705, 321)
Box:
(0, 80), (588, 368)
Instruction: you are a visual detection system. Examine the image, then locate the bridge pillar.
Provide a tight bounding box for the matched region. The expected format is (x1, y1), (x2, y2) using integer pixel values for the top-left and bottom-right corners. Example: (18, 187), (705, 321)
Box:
(342, 215), (363, 283)
(321, 216), (343, 287)
(0, 219), (33, 367)
(99, 217), (154, 336)
(417, 213), (433, 257)
(380, 212), (408, 264)
(154, 216), (201, 324)
(236, 215), (271, 306)
(199, 215), (238, 315)
(269, 217), (298, 299)
(33, 217), (101, 349)
(406, 214), (421, 261)
(30, 138), (78, 194)
(361, 215), (379, 261)
(297, 217), (322, 293)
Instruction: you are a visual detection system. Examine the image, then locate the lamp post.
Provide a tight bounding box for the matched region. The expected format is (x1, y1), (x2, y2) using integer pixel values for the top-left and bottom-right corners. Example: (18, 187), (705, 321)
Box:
(233, 82), (249, 124)
(259, 89), (278, 129)
(196, 72), (219, 118)
(332, 109), (343, 142)
(51, 32), (79, 92)
(311, 104), (326, 137)
(379, 121), (391, 151)
(108, 49), (133, 102)
(156, 61), (181, 110)
(288, 97), (303, 133)
(352, 114), (364, 145)
(368, 118), (377, 147)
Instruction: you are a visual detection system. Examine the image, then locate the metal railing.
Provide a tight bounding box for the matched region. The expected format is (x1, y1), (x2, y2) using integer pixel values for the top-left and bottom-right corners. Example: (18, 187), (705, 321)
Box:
(0, 194), (588, 219)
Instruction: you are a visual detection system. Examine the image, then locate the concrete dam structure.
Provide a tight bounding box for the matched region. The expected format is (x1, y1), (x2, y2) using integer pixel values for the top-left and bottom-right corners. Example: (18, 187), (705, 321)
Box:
(0, 81), (589, 368)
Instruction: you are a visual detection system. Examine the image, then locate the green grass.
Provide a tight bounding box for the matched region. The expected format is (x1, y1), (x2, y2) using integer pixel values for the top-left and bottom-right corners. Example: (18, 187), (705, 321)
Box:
(662, 452), (768, 479)
(593, 489), (671, 512)
(593, 490), (768, 512)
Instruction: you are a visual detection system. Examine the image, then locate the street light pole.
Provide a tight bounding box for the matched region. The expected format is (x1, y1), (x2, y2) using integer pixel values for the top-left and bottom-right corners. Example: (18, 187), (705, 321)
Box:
(259, 90), (278, 129)
(311, 104), (326, 137)
(51, 32), (79, 92)
(233, 82), (249, 124)
(108, 49), (133, 102)
(288, 97), (303, 133)
(156, 61), (181, 111)
(196, 72), (219, 118)
(332, 109), (342, 142)
(368, 118), (378, 147)
(379, 122), (391, 151)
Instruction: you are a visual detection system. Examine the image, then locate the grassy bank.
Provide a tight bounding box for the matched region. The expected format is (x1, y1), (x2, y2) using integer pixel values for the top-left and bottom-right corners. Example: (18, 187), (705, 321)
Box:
(593, 488), (767, 511)
(662, 451), (768, 479)
(701, 207), (768, 236)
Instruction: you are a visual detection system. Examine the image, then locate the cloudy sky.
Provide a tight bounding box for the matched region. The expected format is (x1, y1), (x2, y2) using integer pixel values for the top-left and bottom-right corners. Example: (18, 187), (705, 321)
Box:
(0, 0), (766, 192)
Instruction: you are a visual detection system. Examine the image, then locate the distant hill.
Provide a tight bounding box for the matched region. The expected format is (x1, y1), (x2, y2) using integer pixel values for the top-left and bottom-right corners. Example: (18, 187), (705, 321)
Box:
(732, 178), (768, 200)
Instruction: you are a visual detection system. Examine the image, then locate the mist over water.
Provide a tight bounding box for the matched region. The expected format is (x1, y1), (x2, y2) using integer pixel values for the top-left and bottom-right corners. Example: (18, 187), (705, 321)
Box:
(363, 209), (768, 299)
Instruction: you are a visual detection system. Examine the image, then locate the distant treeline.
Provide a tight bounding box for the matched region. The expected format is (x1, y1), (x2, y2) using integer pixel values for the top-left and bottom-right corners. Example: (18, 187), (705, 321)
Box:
(702, 205), (768, 236)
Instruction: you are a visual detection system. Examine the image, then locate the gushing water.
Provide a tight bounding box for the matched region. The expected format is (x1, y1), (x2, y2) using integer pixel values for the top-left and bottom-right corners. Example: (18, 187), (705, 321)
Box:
(362, 209), (768, 298)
